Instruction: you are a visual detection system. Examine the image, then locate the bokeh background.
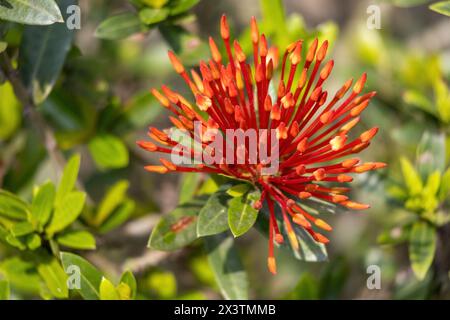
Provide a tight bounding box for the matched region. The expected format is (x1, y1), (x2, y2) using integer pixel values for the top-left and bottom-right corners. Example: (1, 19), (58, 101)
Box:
(1, 0), (449, 299)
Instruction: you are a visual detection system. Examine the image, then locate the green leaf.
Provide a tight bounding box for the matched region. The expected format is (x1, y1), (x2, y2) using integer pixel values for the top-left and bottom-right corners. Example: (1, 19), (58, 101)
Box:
(147, 270), (177, 299)
(0, 189), (29, 220)
(0, 82), (22, 140)
(205, 233), (248, 300)
(0, 0), (63, 25)
(169, 0), (200, 15)
(197, 190), (230, 237)
(389, 0), (431, 7)
(416, 132), (446, 179)
(226, 183), (251, 197)
(0, 280), (10, 300)
(139, 8), (169, 24)
(228, 190), (260, 237)
(179, 173), (201, 204)
(30, 181), (55, 230)
(26, 233), (42, 250)
(46, 191), (86, 235)
(88, 134), (129, 170)
(286, 273), (319, 300)
(119, 270), (137, 300)
(37, 256), (68, 298)
(409, 220), (437, 280)
(429, 1), (450, 16)
(55, 153), (80, 206)
(0, 41), (7, 53)
(260, 0), (288, 47)
(400, 157), (423, 196)
(0, 257), (42, 295)
(60, 252), (103, 300)
(98, 199), (135, 234)
(11, 221), (34, 236)
(99, 278), (119, 300)
(148, 196), (207, 250)
(57, 230), (96, 250)
(95, 13), (145, 40)
(438, 168), (450, 201)
(116, 282), (132, 300)
(94, 180), (129, 226)
(18, 0), (76, 103)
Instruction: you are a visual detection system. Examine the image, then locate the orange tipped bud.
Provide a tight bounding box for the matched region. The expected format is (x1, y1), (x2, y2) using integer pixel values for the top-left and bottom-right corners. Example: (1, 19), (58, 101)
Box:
(290, 41), (302, 65)
(336, 78), (353, 99)
(311, 86), (322, 101)
(338, 174), (353, 183)
(330, 135), (347, 151)
(316, 40), (328, 61)
(160, 158), (177, 171)
(320, 60), (334, 80)
(275, 233), (284, 244)
(314, 233), (330, 244)
(305, 184), (319, 192)
(250, 16), (259, 44)
(290, 121), (299, 137)
(353, 163), (376, 173)
(234, 40), (246, 62)
(342, 158), (359, 168)
(353, 72), (367, 94)
(287, 229), (299, 251)
(276, 122), (288, 140)
(196, 94), (212, 111)
(281, 92), (295, 109)
(266, 58), (274, 79)
(151, 88), (170, 107)
(298, 68), (307, 89)
(297, 137), (308, 153)
(341, 200), (370, 210)
(260, 34), (268, 56)
(293, 214), (312, 229)
(299, 191), (312, 199)
(144, 165), (168, 174)
(360, 127), (378, 142)
(331, 194), (348, 203)
(315, 219), (332, 231)
(264, 95), (272, 111)
(168, 51), (184, 74)
(137, 140), (157, 152)
(220, 15), (230, 40)
(340, 117), (360, 132)
(295, 164), (306, 175)
(224, 98), (234, 114)
(306, 38), (318, 63)
(313, 168), (326, 181)
(270, 104), (281, 120)
(267, 257), (277, 275)
(209, 37), (222, 63)
(161, 85), (179, 104)
(350, 99), (370, 116)
(320, 110), (333, 124)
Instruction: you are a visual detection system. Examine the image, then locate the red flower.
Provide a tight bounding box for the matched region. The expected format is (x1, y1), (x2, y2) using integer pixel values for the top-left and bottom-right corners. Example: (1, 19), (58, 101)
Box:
(137, 15), (385, 274)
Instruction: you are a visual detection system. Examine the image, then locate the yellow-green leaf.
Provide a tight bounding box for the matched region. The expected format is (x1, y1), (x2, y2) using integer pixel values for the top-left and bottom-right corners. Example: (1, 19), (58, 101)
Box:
(409, 221), (437, 280)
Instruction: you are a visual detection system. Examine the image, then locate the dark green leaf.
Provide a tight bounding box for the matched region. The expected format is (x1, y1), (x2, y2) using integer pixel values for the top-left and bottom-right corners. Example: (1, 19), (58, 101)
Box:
(56, 230), (96, 250)
(18, 0), (76, 103)
(409, 220), (436, 280)
(205, 233), (248, 300)
(0, 0), (63, 25)
(60, 252), (103, 300)
(95, 13), (145, 40)
(148, 196), (207, 250)
(228, 190), (260, 237)
(88, 134), (129, 170)
(286, 273), (319, 300)
(197, 190), (230, 237)
(179, 172), (201, 204)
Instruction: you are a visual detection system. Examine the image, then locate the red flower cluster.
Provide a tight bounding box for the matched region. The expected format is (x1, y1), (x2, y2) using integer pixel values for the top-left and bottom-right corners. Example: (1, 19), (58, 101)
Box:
(138, 15), (385, 274)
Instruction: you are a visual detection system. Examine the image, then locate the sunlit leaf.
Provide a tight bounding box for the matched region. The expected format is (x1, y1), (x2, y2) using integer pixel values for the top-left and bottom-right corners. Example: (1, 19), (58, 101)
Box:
(0, 189), (30, 220)
(0, 280), (10, 300)
(30, 181), (55, 231)
(119, 270), (137, 300)
(37, 255), (68, 298)
(99, 277), (119, 300)
(95, 13), (145, 40)
(55, 153), (80, 206)
(228, 189), (260, 237)
(0, 0), (63, 25)
(139, 8), (169, 24)
(88, 134), (129, 170)
(400, 157), (423, 196)
(46, 191), (86, 235)
(429, 1), (450, 16)
(56, 230), (96, 250)
(197, 189), (230, 237)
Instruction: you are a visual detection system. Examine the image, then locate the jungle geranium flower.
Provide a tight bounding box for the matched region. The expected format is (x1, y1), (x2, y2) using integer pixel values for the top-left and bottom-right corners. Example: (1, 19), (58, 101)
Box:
(137, 15), (385, 274)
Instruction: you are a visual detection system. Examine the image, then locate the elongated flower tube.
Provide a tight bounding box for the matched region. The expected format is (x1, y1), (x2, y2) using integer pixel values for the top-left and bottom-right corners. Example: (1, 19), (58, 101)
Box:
(137, 15), (385, 274)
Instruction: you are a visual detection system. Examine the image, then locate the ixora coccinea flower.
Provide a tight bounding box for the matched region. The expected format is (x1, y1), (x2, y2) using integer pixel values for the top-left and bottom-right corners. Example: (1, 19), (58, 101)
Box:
(137, 15), (385, 274)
